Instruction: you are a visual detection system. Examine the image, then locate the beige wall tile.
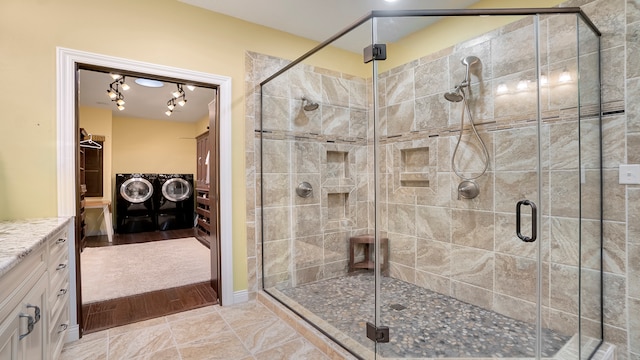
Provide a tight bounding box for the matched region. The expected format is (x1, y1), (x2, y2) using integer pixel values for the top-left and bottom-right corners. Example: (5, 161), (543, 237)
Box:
(451, 280), (492, 309)
(451, 209), (494, 250)
(629, 244), (640, 299)
(495, 254), (538, 302)
(493, 293), (536, 323)
(549, 263), (579, 315)
(388, 233), (416, 267)
(629, 297), (640, 354)
(450, 246), (494, 289)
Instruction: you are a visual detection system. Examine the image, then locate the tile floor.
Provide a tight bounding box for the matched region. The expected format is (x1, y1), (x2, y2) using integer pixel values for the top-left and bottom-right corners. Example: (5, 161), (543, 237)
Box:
(61, 300), (334, 360)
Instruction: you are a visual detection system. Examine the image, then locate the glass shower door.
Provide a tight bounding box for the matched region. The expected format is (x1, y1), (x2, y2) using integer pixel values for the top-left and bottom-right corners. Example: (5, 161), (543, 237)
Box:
(372, 13), (549, 359)
(259, 18), (378, 359)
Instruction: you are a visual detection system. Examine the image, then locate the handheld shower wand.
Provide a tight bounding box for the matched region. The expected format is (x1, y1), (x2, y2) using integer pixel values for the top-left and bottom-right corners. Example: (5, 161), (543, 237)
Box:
(443, 55), (489, 200)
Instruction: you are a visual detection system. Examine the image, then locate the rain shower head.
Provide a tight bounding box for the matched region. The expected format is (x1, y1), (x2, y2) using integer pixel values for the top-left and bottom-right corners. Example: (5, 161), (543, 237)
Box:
(461, 55), (480, 67)
(301, 97), (319, 111)
(461, 55), (480, 86)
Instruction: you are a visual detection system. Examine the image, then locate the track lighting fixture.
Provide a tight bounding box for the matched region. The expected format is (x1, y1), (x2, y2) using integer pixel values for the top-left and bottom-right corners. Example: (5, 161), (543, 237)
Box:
(166, 98), (176, 116)
(105, 75), (193, 117)
(172, 84), (185, 98)
(105, 75), (129, 111)
(165, 84), (188, 116)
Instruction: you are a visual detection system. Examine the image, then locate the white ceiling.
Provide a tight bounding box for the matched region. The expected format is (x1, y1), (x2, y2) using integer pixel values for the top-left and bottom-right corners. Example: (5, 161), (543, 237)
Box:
(79, 0), (479, 122)
(181, 0), (480, 52)
(78, 70), (216, 123)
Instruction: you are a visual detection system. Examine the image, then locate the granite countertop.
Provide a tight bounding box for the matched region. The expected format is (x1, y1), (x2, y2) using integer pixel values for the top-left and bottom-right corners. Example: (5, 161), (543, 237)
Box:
(0, 217), (73, 278)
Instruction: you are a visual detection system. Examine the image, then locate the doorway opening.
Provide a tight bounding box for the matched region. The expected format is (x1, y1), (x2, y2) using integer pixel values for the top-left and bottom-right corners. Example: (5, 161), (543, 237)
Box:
(57, 47), (234, 341)
(76, 66), (220, 333)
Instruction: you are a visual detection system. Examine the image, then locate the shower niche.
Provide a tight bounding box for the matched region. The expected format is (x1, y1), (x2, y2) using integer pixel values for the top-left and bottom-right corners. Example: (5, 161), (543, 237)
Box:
(397, 144), (431, 188)
(259, 5), (603, 360)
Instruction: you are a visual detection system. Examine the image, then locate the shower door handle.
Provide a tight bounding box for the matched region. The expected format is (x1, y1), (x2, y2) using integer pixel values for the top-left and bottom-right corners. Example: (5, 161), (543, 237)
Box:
(516, 200), (537, 242)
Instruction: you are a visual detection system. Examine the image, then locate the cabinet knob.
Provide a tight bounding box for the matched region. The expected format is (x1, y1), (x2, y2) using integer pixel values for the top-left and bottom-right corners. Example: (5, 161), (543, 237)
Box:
(56, 238), (67, 244)
(58, 288), (68, 297)
(56, 263), (67, 270)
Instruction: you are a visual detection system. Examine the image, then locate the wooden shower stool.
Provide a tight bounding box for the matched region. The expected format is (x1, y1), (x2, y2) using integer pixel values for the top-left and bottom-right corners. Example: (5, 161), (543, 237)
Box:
(348, 234), (389, 276)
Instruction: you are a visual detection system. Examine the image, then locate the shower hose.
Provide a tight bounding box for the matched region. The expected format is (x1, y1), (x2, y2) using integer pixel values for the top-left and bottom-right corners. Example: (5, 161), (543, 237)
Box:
(450, 87), (490, 181)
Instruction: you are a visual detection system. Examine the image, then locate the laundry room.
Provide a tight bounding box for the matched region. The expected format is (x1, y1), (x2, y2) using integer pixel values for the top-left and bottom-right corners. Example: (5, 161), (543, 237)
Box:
(76, 69), (219, 332)
(78, 69), (213, 238)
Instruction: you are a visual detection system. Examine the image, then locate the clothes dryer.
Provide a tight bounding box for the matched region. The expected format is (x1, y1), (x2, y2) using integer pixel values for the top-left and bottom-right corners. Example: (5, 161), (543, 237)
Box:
(154, 174), (195, 231)
(114, 173), (157, 234)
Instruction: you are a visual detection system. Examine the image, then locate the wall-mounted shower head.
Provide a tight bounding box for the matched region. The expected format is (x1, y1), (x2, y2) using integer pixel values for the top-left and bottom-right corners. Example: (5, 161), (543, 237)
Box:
(445, 55), (480, 102)
(301, 97), (319, 111)
(444, 86), (464, 102)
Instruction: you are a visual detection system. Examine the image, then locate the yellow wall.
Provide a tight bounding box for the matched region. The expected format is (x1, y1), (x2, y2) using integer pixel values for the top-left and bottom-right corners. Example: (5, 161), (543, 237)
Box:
(0, 0), (363, 292)
(0, 0), (566, 293)
(111, 116), (196, 175)
(382, 0), (565, 71)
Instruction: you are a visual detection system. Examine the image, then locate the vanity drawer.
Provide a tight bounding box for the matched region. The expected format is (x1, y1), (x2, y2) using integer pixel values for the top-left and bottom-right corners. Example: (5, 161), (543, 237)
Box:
(48, 275), (69, 322)
(49, 300), (69, 360)
(48, 245), (68, 282)
(48, 231), (68, 264)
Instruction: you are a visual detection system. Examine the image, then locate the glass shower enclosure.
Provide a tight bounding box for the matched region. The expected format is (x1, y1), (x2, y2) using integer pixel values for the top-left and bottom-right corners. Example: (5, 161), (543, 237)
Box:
(259, 7), (602, 360)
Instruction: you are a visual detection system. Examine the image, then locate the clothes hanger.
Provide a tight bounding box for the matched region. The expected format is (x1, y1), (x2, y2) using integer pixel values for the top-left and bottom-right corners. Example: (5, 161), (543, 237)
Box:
(80, 134), (103, 149)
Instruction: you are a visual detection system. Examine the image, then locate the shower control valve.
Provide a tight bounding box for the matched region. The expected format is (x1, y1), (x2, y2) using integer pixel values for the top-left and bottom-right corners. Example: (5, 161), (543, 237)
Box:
(457, 180), (480, 200)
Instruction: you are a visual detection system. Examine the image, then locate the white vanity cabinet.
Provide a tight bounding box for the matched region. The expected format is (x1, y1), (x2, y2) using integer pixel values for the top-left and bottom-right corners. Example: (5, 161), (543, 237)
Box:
(47, 234), (70, 359)
(0, 218), (71, 360)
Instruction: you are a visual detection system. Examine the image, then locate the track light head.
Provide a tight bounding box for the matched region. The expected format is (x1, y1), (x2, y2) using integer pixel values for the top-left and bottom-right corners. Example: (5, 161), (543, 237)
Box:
(172, 84), (185, 98)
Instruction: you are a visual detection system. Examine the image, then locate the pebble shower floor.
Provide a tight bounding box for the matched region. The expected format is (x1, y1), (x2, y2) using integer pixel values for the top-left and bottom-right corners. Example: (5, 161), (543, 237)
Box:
(279, 272), (570, 358)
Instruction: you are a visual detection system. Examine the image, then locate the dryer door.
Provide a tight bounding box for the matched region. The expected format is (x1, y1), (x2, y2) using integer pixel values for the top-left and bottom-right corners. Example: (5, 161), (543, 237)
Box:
(120, 177), (154, 203)
(162, 177), (192, 202)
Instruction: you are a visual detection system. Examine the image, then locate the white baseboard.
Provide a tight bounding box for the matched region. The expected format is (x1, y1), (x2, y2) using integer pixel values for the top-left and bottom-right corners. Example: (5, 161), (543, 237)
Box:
(65, 324), (80, 343)
(233, 290), (249, 304)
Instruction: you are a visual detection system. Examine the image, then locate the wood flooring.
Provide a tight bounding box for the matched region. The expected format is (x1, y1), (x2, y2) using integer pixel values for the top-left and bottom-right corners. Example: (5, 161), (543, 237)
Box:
(81, 228), (218, 334)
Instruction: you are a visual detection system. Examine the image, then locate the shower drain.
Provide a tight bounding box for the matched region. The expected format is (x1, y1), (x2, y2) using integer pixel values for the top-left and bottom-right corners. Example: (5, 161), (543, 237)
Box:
(390, 303), (406, 311)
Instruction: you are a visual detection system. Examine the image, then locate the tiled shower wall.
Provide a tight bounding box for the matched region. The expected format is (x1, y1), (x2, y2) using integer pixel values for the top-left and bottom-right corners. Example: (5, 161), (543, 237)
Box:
(247, 54), (372, 289)
(376, 11), (604, 341)
(246, 0), (639, 357)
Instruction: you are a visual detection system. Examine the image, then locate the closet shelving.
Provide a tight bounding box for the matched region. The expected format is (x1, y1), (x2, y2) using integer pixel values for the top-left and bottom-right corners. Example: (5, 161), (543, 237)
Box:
(195, 131), (211, 247)
(78, 129), (88, 250)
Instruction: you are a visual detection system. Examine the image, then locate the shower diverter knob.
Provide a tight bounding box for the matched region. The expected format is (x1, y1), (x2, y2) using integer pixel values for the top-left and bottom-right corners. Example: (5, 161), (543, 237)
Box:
(458, 180), (480, 200)
(296, 182), (313, 198)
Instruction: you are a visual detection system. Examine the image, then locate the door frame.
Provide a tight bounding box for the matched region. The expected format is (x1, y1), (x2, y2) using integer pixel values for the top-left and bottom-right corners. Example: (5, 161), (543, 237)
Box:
(56, 47), (235, 342)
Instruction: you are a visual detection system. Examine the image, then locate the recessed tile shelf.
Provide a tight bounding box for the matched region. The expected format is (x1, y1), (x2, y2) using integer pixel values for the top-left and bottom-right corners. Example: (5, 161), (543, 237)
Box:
(400, 146), (430, 187)
(400, 173), (430, 187)
(327, 192), (348, 220)
(327, 150), (349, 179)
